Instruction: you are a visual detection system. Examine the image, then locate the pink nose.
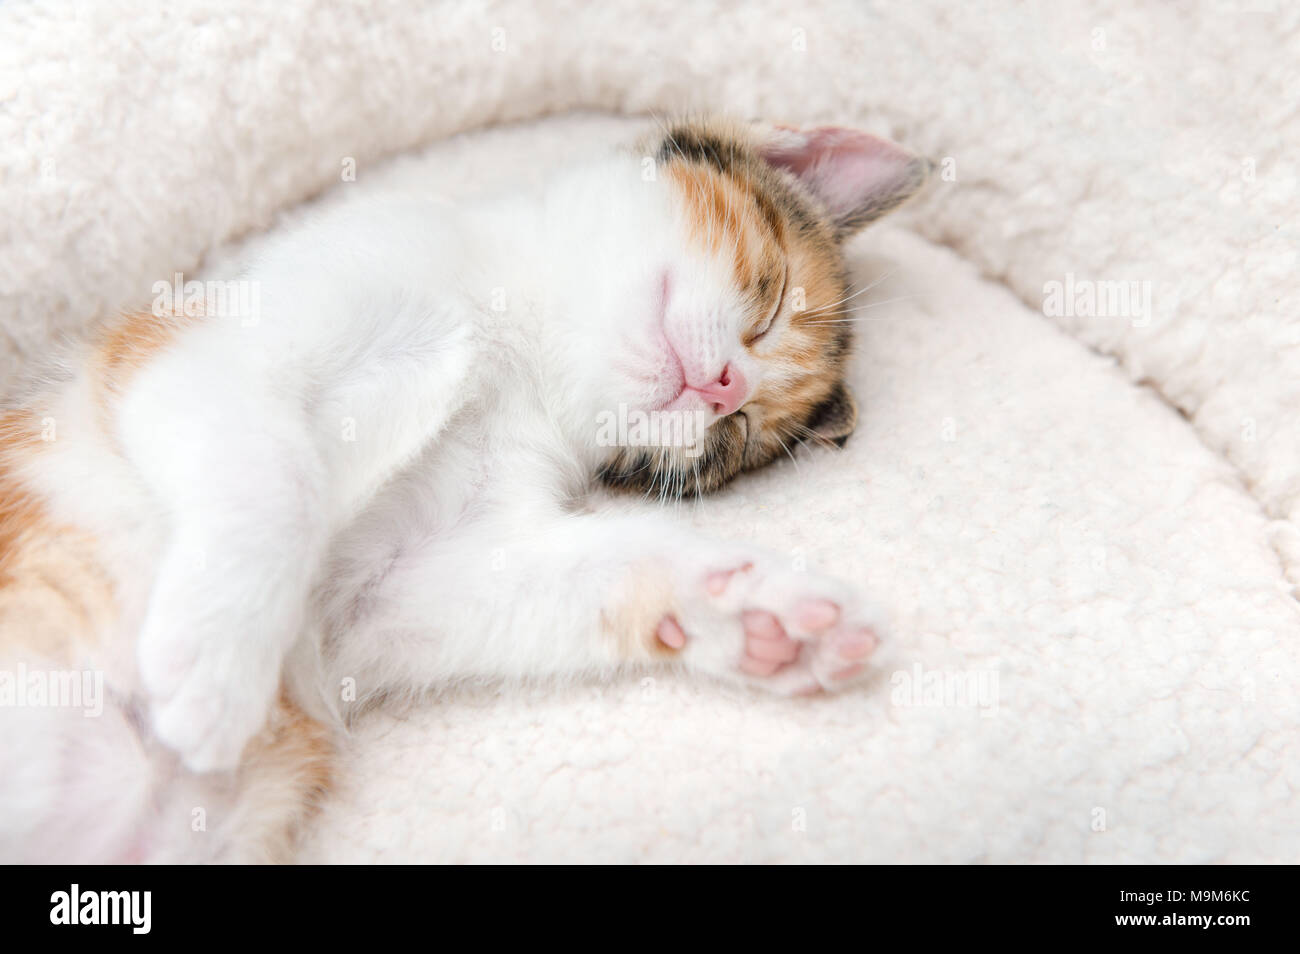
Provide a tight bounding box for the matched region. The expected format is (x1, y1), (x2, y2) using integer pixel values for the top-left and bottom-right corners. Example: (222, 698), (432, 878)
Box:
(691, 363), (748, 416)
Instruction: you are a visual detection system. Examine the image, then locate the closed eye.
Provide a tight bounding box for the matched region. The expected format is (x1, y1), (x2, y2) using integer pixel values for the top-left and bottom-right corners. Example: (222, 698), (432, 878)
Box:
(748, 264), (788, 345)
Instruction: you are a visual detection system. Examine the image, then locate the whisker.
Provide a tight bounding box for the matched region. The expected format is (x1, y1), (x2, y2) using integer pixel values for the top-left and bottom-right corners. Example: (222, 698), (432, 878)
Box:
(642, 451), (664, 505)
(799, 269), (899, 317)
(800, 295), (918, 323)
(774, 434), (801, 473)
(788, 421), (841, 452)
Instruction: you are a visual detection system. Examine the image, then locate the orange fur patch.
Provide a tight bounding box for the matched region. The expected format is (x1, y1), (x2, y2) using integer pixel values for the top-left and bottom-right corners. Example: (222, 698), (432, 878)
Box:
(0, 410), (115, 656)
(601, 562), (681, 661)
(236, 692), (336, 862)
(93, 307), (201, 412)
(667, 161), (787, 313)
(0, 410), (45, 580)
(0, 306), (197, 653)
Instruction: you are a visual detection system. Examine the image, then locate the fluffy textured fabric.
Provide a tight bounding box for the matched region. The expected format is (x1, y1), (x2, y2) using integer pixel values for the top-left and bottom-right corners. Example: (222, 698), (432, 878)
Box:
(3, 1), (1297, 862)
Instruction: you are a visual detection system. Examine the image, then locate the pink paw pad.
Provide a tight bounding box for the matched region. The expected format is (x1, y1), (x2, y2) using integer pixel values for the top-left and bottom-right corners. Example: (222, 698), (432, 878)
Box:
(740, 602), (882, 692)
(705, 562), (753, 596)
(835, 628), (878, 660)
(794, 599), (840, 632)
(656, 616), (687, 650)
(739, 609), (802, 676)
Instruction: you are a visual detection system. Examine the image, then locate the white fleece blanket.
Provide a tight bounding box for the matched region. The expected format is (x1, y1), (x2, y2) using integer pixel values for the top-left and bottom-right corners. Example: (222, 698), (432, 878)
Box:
(3, 1), (1297, 863)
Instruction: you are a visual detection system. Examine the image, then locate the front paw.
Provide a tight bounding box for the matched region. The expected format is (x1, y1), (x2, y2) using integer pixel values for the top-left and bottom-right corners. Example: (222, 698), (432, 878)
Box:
(136, 568), (291, 773)
(660, 549), (888, 695)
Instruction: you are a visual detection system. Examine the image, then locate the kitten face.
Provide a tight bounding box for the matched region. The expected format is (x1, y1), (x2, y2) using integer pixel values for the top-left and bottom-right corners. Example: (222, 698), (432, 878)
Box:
(566, 118), (929, 498)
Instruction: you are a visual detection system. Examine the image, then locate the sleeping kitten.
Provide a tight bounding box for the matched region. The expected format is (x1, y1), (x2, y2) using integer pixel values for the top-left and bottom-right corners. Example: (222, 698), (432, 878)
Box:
(0, 118), (929, 862)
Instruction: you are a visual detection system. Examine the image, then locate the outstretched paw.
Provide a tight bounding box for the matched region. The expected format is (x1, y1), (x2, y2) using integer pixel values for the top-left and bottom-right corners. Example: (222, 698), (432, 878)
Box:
(661, 552), (887, 694)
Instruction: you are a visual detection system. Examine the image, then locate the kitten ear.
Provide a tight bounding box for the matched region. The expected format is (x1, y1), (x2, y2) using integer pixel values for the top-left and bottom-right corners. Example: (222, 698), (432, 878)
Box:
(757, 125), (931, 237)
(806, 381), (859, 447)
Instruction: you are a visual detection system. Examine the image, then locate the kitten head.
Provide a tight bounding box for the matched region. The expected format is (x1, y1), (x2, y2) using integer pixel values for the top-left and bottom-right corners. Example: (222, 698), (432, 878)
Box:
(559, 117), (930, 498)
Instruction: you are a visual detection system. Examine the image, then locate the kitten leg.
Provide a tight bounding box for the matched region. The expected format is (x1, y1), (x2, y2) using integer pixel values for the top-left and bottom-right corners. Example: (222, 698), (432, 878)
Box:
(327, 509), (889, 704)
(117, 308), (473, 772)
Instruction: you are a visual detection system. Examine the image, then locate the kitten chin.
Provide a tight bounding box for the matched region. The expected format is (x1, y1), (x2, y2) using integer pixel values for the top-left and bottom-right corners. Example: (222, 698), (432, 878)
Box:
(596, 376), (860, 500)
(597, 412), (750, 499)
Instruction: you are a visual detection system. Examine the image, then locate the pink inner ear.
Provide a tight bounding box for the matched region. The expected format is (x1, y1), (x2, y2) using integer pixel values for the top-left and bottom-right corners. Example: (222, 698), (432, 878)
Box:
(760, 127), (919, 221)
